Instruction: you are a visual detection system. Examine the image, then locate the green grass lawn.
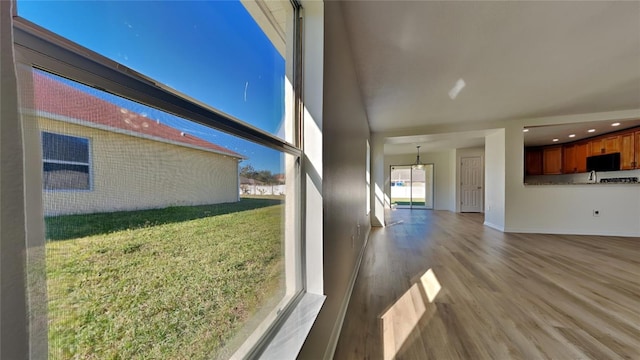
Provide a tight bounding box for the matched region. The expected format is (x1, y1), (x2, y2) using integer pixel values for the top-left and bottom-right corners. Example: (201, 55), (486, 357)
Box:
(46, 198), (284, 359)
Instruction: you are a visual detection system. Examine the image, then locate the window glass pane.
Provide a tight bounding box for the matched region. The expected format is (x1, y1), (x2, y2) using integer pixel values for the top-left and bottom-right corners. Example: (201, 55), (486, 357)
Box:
(42, 132), (89, 163)
(18, 0), (293, 142)
(24, 69), (300, 358)
(43, 163), (90, 190)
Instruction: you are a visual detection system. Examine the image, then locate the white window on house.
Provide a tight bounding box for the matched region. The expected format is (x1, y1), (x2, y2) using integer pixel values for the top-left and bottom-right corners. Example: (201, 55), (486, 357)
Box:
(42, 132), (91, 190)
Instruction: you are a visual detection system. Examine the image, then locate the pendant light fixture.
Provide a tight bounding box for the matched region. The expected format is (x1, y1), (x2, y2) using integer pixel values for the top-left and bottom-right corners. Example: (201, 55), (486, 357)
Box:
(413, 145), (424, 170)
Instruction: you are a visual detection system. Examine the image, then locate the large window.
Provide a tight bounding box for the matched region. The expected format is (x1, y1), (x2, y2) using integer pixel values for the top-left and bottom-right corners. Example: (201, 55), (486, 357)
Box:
(11, 0), (304, 358)
(42, 132), (91, 191)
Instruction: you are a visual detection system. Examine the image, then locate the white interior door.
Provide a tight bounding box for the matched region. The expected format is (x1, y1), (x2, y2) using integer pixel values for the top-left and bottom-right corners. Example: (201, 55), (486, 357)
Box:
(460, 156), (483, 212)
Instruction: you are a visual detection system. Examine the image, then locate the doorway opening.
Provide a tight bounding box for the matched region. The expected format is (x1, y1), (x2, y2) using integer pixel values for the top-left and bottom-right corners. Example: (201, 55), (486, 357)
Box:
(390, 165), (434, 209)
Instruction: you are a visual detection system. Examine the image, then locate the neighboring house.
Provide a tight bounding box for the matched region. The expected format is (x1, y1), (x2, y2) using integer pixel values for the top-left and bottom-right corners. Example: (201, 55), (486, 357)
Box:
(32, 73), (245, 216)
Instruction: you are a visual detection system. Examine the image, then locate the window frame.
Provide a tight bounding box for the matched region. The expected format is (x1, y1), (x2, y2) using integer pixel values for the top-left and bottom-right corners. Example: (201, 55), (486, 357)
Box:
(9, 0), (311, 358)
(41, 131), (92, 192)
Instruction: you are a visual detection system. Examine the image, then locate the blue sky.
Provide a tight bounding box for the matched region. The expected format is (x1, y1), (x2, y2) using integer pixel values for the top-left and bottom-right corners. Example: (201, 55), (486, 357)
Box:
(19, 0), (286, 173)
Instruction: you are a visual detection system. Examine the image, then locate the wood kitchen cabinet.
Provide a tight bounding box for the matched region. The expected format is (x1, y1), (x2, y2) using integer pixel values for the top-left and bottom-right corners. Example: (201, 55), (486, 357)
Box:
(591, 135), (620, 155)
(525, 148), (543, 175)
(543, 146), (563, 175)
(604, 135), (620, 154)
(574, 141), (590, 173)
(563, 142), (590, 173)
(590, 138), (604, 155)
(620, 132), (635, 170)
(563, 145), (577, 173)
(635, 131), (640, 168)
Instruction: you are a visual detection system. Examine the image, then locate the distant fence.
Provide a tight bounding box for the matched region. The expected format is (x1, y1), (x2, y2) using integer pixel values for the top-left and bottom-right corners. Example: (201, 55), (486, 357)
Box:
(390, 184), (425, 199)
(390, 183), (433, 207)
(240, 184), (285, 196)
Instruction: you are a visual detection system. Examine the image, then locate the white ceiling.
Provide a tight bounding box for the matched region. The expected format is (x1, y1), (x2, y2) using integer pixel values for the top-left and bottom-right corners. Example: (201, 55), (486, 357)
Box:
(339, 1), (640, 153)
(384, 129), (494, 155)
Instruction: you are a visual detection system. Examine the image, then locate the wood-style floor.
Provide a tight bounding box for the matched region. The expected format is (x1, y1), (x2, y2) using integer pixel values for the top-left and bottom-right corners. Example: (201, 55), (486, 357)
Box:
(333, 210), (640, 360)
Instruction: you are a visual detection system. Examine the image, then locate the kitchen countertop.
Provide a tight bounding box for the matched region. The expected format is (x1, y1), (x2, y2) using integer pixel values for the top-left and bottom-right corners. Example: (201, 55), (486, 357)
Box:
(525, 173), (640, 186)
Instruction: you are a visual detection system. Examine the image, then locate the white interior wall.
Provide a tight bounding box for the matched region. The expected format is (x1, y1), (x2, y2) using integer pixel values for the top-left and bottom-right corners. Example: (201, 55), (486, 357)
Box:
(484, 130), (506, 231)
(385, 150), (456, 211)
(455, 147), (485, 213)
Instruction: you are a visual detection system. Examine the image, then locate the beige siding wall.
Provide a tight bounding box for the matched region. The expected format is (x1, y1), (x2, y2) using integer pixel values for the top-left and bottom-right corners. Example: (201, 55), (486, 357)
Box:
(39, 118), (239, 216)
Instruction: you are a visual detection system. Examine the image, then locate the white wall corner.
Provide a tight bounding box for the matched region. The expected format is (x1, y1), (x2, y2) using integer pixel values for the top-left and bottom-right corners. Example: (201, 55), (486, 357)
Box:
(301, 0), (324, 296)
(371, 133), (386, 227)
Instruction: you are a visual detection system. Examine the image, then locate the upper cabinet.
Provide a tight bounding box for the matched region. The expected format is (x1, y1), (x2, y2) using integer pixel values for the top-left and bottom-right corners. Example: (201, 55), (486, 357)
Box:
(574, 141), (590, 173)
(620, 132), (635, 170)
(562, 144), (576, 174)
(563, 141), (590, 174)
(591, 135), (620, 155)
(635, 131), (640, 168)
(543, 146), (563, 175)
(604, 135), (621, 154)
(590, 138), (603, 156)
(525, 148), (543, 175)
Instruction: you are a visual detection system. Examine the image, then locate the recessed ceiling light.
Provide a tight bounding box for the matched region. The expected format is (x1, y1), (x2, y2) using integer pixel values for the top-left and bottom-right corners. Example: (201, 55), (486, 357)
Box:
(552, 138), (559, 142)
(523, 129), (529, 133)
(612, 122), (621, 127)
(568, 134), (576, 138)
(588, 129), (596, 133)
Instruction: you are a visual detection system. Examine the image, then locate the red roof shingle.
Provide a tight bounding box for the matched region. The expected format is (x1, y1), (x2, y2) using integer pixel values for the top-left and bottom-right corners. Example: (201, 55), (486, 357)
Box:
(32, 73), (244, 159)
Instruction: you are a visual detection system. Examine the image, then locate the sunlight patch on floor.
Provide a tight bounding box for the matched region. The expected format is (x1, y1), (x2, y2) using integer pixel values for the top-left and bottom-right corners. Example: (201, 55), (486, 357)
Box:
(420, 268), (441, 302)
(380, 268), (441, 360)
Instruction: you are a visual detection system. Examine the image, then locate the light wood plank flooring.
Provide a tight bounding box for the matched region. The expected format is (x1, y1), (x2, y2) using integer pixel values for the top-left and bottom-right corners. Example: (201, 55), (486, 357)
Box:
(333, 210), (640, 360)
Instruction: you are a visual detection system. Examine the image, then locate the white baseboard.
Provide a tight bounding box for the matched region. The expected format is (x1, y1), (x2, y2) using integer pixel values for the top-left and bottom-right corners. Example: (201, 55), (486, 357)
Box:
(503, 226), (639, 237)
(483, 221), (505, 232)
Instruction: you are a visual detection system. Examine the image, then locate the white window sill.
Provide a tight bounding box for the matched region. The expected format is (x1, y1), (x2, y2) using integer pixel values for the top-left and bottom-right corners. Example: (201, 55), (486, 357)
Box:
(259, 293), (325, 359)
